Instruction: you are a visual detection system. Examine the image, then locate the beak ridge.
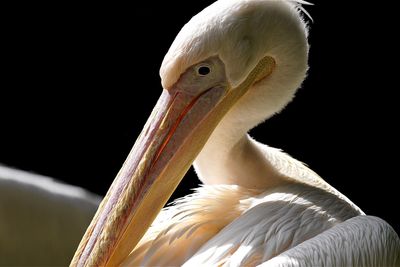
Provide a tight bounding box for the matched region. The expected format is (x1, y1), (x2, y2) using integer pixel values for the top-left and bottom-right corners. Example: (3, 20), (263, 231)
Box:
(71, 55), (275, 267)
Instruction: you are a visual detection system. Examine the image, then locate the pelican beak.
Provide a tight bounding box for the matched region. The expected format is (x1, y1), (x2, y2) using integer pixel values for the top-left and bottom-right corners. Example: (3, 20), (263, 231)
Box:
(70, 56), (274, 267)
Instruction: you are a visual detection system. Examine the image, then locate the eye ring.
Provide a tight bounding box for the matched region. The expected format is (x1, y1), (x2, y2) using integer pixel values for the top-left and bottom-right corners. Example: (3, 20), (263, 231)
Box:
(196, 65), (211, 76)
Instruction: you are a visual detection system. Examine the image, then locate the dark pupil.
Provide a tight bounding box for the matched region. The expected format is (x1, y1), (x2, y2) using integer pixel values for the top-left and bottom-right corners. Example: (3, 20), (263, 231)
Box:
(198, 66), (210, 75)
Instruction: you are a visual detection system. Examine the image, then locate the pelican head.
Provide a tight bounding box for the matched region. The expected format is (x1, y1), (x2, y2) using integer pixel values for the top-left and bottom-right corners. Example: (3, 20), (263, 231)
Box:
(72, 0), (309, 266)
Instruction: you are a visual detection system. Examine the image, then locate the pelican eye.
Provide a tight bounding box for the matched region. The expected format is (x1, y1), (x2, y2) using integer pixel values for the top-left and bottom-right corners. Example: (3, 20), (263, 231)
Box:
(197, 65), (211, 76)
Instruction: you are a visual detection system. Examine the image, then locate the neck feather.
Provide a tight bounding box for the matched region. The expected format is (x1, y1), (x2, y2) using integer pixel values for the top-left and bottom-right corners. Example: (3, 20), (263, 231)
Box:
(193, 0), (309, 188)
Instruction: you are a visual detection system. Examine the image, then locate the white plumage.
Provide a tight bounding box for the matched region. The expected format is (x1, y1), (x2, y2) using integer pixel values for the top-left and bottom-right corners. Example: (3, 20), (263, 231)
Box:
(262, 216), (400, 266)
(123, 141), (399, 266)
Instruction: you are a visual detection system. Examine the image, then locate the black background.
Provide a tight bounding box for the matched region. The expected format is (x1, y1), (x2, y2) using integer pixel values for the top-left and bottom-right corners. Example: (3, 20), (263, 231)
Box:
(1, 1), (399, 235)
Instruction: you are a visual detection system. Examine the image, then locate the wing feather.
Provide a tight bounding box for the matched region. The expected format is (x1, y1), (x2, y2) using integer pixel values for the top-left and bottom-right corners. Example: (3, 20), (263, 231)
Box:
(261, 216), (400, 266)
(183, 183), (361, 266)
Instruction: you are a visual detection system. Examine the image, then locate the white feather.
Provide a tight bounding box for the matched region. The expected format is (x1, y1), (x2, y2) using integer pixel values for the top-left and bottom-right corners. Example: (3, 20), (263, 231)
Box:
(261, 216), (400, 266)
(183, 183), (362, 266)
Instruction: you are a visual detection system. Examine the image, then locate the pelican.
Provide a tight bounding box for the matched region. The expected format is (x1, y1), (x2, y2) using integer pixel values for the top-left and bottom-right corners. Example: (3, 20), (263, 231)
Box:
(3, 0), (399, 266)
(71, 0), (400, 266)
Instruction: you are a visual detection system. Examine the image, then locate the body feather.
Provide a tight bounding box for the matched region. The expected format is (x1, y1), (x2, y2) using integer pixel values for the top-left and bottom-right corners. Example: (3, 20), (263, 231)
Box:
(121, 143), (397, 266)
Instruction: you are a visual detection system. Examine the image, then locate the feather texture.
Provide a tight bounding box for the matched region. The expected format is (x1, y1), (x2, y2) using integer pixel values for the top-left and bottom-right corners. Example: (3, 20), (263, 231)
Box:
(262, 216), (400, 266)
(122, 180), (369, 266)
